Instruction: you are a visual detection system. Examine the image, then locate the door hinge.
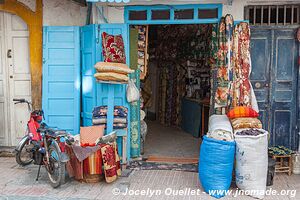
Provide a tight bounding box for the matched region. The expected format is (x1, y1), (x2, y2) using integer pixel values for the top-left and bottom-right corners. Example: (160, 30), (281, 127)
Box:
(7, 49), (12, 58)
(96, 25), (101, 44)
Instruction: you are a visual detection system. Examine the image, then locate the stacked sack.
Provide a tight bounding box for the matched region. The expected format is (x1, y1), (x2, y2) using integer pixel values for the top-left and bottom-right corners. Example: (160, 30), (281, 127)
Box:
(228, 106), (268, 199)
(92, 106), (128, 129)
(199, 115), (235, 199)
(94, 62), (134, 83)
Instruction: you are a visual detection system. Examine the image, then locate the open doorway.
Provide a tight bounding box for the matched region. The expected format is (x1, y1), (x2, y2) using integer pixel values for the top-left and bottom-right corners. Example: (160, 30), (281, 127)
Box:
(132, 24), (213, 161)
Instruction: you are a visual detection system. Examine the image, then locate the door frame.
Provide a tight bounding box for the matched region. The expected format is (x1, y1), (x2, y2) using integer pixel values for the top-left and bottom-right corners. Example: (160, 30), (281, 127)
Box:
(0, 12), (31, 146)
(251, 25), (300, 150)
(0, 0), (43, 109)
(124, 4), (224, 157)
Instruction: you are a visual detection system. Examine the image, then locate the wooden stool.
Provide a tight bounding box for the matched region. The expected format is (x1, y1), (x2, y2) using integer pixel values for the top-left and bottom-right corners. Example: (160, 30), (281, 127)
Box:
(272, 155), (292, 176)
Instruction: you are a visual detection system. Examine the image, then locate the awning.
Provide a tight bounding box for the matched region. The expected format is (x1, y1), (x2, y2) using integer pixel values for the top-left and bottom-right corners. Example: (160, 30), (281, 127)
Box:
(87, 0), (130, 3)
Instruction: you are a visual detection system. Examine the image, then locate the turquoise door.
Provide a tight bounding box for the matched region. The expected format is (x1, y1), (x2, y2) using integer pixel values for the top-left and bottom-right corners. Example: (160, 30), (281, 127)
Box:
(42, 26), (81, 134)
(81, 23), (131, 160)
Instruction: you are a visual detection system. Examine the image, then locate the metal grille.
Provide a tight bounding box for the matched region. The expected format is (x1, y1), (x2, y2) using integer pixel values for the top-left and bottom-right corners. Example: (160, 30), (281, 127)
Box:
(245, 5), (300, 25)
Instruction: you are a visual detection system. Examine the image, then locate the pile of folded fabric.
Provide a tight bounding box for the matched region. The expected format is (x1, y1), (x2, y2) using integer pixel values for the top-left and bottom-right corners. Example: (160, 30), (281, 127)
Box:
(92, 105), (128, 129)
(94, 62), (134, 83)
(94, 32), (134, 83)
(65, 126), (121, 183)
(227, 106), (262, 130)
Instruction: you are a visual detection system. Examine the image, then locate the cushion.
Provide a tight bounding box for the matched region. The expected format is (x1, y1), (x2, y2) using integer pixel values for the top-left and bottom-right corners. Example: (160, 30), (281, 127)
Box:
(80, 126), (104, 146)
(230, 117), (262, 130)
(227, 106), (259, 119)
(94, 72), (129, 82)
(94, 62), (134, 75)
(102, 32), (126, 63)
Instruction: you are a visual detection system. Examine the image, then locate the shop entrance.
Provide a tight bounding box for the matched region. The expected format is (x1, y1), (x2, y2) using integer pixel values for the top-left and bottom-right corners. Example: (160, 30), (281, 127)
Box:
(132, 24), (213, 161)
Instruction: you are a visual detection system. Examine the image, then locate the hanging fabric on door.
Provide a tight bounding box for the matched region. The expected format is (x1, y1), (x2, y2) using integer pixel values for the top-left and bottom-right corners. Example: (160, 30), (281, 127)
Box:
(213, 14), (258, 114)
(237, 22), (252, 107)
(129, 28), (141, 158)
(214, 14), (234, 113)
(209, 24), (218, 115)
(231, 22), (252, 108)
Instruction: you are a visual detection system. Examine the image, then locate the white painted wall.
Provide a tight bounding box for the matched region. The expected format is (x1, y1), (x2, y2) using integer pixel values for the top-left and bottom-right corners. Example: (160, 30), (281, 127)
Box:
(17, 0), (87, 26)
(93, 0), (300, 23)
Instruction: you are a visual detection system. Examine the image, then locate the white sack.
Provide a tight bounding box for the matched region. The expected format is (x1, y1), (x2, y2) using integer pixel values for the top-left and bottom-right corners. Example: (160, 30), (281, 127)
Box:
(208, 115), (234, 141)
(126, 79), (140, 103)
(234, 129), (269, 199)
(208, 115), (233, 133)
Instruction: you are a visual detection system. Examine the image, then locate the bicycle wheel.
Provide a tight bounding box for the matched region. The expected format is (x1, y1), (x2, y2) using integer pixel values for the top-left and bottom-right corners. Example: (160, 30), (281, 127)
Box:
(15, 136), (33, 166)
(47, 140), (65, 188)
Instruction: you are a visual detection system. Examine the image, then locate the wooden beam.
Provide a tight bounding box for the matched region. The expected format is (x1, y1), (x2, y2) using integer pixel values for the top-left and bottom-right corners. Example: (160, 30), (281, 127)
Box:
(0, 0), (43, 109)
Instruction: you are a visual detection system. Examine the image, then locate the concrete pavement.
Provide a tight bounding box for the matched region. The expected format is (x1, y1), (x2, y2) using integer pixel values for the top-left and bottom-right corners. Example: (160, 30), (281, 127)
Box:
(0, 157), (299, 200)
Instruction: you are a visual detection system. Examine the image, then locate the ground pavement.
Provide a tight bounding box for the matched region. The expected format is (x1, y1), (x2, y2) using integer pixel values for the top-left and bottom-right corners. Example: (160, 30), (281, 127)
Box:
(0, 157), (299, 200)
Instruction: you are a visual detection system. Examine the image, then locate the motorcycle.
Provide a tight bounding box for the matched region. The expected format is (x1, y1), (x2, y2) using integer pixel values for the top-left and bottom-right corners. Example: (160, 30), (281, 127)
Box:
(14, 98), (71, 188)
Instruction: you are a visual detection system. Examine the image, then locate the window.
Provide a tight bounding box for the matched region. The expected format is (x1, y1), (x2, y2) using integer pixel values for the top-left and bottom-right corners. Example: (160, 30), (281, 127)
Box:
(245, 5), (300, 25)
(151, 10), (170, 20)
(174, 9), (194, 20)
(198, 8), (218, 19)
(125, 4), (222, 24)
(129, 10), (147, 20)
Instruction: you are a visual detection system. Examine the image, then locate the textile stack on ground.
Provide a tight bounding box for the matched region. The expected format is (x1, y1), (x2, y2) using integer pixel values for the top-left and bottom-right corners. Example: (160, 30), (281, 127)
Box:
(66, 126), (121, 183)
(92, 106), (128, 129)
(200, 14), (269, 199)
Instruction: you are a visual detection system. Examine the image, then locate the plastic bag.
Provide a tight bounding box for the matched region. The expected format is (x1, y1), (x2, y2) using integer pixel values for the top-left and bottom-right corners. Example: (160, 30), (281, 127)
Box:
(126, 79), (139, 103)
(234, 129), (268, 199)
(199, 136), (236, 199)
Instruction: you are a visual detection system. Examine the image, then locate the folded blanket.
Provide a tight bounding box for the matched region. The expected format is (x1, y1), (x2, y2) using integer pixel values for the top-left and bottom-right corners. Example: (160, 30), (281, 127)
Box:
(92, 117), (127, 124)
(94, 72), (129, 82)
(92, 106), (128, 118)
(230, 117), (262, 130)
(94, 62), (134, 75)
(93, 123), (127, 129)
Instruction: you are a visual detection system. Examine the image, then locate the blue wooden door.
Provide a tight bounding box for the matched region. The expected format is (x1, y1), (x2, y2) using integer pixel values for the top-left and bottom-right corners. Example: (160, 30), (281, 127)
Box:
(250, 27), (299, 150)
(271, 29), (299, 150)
(96, 24), (129, 132)
(81, 24), (129, 127)
(42, 27), (80, 134)
(81, 25), (100, 126)
(250, 29), (271, 130)
(81, 24), (131, 160)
